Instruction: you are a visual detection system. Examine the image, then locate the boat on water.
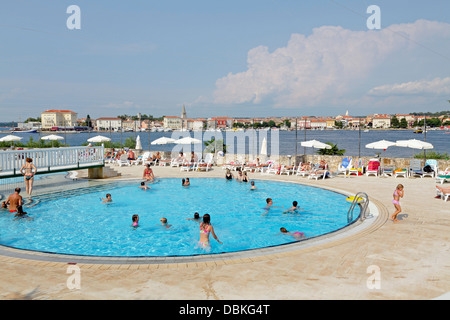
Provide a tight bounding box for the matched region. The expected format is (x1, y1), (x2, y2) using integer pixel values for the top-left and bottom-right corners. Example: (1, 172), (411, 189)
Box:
(413, 128), (423, 134)
(11, 128), (38, 133)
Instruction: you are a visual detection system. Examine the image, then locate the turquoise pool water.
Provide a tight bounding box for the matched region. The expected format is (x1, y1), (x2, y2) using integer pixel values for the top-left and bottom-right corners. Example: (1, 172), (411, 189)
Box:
(0, 178), (358, 257)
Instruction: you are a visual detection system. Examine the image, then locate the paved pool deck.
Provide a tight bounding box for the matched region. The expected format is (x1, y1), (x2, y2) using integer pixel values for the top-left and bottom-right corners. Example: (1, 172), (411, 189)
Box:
(0, 164), (448, 300)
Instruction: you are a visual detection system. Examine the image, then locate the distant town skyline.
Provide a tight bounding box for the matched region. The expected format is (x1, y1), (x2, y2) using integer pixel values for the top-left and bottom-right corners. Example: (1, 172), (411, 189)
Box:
(1, 1), (450, 121)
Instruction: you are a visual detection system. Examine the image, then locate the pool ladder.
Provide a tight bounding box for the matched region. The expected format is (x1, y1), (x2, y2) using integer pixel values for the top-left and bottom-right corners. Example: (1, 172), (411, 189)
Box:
(347, 192), (370, 223)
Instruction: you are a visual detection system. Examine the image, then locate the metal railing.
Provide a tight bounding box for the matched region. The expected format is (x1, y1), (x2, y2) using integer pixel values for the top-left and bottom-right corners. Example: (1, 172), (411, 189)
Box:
(0, 146), (104, 177)
(347, 192), (370, 223)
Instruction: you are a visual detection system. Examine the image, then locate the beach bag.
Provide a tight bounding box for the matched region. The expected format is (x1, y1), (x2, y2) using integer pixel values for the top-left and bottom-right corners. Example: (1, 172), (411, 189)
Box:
(423, 165), (433, 173)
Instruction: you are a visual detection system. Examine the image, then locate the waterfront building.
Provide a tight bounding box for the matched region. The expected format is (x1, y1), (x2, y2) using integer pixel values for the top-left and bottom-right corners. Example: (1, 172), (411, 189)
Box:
(310, 118), (327, 130)
(186, 118), (206, 131)
(41, 109), (78, 129)
(395, 114), (415, 127)
(208, 117), (234, 129)
(372, 114), (392, 128)
(95, 117), (122, 131)
(297, 117), (311, 129)
(163, 116), (182, 130)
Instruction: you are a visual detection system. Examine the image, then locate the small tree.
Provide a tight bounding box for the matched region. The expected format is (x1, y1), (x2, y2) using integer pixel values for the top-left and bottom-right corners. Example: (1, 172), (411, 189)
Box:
(315, 143), (346, 156)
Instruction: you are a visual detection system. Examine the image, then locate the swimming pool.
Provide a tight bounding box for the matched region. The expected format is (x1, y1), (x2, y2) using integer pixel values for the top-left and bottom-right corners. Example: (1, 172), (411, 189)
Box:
(0, 178), (359, 257)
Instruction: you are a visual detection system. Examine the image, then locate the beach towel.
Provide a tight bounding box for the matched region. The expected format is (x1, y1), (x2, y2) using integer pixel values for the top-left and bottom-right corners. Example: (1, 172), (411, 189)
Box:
(368, 161), (380, 171)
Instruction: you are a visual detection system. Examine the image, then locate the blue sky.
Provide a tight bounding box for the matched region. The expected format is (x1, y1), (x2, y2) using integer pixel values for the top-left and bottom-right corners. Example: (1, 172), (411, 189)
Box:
(1, 0), (449, 121)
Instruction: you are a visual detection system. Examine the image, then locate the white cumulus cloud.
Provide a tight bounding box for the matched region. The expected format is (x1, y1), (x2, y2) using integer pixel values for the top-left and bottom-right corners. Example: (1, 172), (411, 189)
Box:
(212, 20), (450, 108)
(368, 77), (450, 96)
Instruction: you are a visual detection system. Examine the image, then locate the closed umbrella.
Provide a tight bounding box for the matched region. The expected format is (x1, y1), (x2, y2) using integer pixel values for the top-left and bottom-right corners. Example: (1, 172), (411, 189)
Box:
(259, 137), (268, 161)
(135, 135), (142, 150)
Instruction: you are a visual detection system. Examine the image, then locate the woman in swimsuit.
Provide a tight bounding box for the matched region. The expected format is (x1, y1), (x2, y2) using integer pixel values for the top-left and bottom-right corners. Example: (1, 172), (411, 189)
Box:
(198, 214), (222, 250)
(391, 184), (404, 223)
(225, 169), (233, 181)
(20, 158), (37, 196)
(280, 227), (305, 240)
(143, 164), (155, 182)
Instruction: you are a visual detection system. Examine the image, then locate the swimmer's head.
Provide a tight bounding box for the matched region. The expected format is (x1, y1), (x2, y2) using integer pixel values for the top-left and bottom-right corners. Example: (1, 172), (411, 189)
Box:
(280, 227), (288, 233)
(266, 198), (272, 204)
(132, 214), (139, 222)
(106, 193), (111, 199)
(251, 181), (255, 185)
(160, 217), (167, 224)
(141, 182), (145, 186)
(15, 187), (21, 194)
(202, 214), (211, 224)
(293, 201), (298, 206)
(194, 212), (200, 219)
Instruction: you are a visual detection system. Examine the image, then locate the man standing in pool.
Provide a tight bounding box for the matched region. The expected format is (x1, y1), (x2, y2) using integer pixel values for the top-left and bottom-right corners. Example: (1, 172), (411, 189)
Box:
(6, 187), (22, 213)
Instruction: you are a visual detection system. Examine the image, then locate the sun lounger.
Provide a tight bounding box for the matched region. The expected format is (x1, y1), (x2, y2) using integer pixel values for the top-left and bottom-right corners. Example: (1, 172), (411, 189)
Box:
(422, 159), (438, 178)
(381, 158), (395, 177)
(366, 159), (380, 177)
(295, 163), (311, 177)
(394, 168), (408, 178)
(436, 187), (450, 201)
(409, 159), (424, 178)
(117, 154), (131, 167)
(349, 159), (364, 176)
(337, 157), (352, 176)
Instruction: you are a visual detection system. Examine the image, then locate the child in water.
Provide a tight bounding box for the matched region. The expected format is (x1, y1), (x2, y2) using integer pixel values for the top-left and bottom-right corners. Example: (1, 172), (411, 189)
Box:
(101, 194), (112, 203)
(160, 217), (172, 229)
(139, 182), (150, 190)
(280, 227), (305, 240)
(283, 201), (300, 214)
(263, 198), (283, 215)
(186, 212), (203, 221)
(132, 214), (139, 227)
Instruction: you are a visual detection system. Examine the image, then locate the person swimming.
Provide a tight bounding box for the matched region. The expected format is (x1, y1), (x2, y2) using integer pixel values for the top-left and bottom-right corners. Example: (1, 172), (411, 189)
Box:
(186, 212), (203, 221)
(283, 201), (300, 214)
(139, 181), (150, 190)
(263, 198), (283, 215)
(250, 181), (256, 190)
(280, 227), (305, 240)
(101, 193), (112, 203)
(160, 217), (172, 229)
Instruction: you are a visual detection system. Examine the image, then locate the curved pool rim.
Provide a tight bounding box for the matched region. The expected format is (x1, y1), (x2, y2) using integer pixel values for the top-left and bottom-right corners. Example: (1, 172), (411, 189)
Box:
(0, 177), (386, 265)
